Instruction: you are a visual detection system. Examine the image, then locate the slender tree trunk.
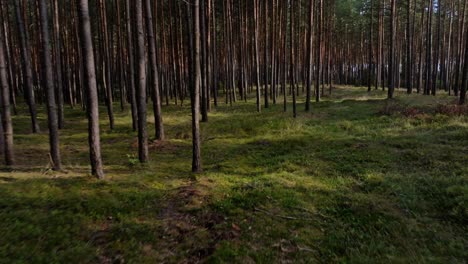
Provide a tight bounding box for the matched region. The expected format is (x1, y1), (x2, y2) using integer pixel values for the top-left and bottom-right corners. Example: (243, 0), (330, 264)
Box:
(135, 0), (148, 163)
(125, 0), (138, 131)
(191, 0), (202, 173)
(77, 0), (104, 179)
(406, 0), (413, 93)
(14, 1), (40, 133)
(0, 26), (13, 165)
(291, 0), (297, 118)
(306, 0), (314, 111)
(316, 0), (323, 102)
(425, 0), (434, 96)
(460, 23), (468, 105)
(253, 0), (261, 112)
(263, 0), (269, 108)
(388, 0), (397, 99)
(98, 0), (114, 129)
(53, 0), (64, 129)
(200, 0), (208, 122)
(40, 0), (61, 170)
(368, 0), (374, 92)
(144, 0), (165, 141)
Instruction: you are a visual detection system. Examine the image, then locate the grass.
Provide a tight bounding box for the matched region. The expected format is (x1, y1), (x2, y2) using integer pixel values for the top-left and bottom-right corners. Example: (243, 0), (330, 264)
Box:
(0, 86), (467, 263)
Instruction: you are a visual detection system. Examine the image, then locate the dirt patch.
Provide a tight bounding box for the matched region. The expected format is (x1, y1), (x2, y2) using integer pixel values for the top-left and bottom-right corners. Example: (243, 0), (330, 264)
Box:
(379, 101), (467, 118)
(157, 183), (239, 263)
(89, 219), (125, 264)
(148, 140), (184, 153)
(435, 104), (468, 116)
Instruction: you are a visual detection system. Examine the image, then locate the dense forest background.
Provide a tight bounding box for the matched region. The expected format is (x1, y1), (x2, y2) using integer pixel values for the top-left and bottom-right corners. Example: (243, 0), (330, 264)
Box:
(0, 0), (467, 174)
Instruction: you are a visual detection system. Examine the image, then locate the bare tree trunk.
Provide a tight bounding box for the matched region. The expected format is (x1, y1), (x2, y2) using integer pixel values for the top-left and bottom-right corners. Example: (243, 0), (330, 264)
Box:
(253, 0), (261, 112)
(98, 0), (114, 129)
(0, 26), (13, 165)
(77, 0), (104, 179)
(14, 1), (40, 133)
(368, 0), (374, 92)
(135, 0), (148, 163)
(460, 23), (468, 105)
(40, 0), (61, 170)
(406, 0), (413, 93)
(306, 0), (314, 111)
(125, 0), (138, 131)
(144, 0), (165, 141)
(291, 0), (297, 118)
(424, 0), (434, 96)
(388, 0), (397, 99)
(316, 0), (323, 102)
(53, 0), (64, 129)
(263, 0), (269, 108)
(191, 0), (202, 173)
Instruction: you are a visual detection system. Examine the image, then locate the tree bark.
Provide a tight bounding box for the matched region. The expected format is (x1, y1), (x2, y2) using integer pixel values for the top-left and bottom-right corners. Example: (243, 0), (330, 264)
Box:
(77, 0), (105, 179)
(306, 0), (314, 111)
(40, 0), (61, 170)
(144, 0), (165, 141)
(388, 0), (397, 99)
(0, 25), (13, 165)
(14, 1), (40, 133)
(135, 0), (148, 163)
(191, 0), (202, 173)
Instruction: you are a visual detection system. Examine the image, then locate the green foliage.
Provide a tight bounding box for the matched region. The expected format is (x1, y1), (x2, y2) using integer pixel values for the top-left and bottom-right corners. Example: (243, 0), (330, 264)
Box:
(0, 87), (466, 263)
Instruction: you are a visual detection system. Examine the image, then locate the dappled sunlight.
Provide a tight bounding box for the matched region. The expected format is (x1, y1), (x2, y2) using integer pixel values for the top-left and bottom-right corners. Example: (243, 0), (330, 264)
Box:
(1, 87), (467, 262)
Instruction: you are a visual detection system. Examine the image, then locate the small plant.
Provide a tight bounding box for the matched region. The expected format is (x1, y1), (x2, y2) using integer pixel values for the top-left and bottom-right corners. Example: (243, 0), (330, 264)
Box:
(126, 154), (139, 167)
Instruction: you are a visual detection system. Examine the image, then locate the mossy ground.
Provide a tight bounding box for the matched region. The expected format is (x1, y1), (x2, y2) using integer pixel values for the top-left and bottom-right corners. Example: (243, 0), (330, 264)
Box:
(0, 87), (467, 263)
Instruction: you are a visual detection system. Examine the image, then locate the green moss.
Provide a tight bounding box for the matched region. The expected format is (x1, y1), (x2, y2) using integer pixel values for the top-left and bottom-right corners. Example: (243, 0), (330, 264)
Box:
(1, 87), (467, 262)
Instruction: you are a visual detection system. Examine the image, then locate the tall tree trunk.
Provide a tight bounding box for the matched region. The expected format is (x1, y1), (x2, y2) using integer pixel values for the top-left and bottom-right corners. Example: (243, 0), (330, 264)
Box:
(77, 0), (104, 179)
(191, 0), (202, 173)
(424, 0), (434, 95)
(135, 0), (148, 163)
(406, 0), (413, 93)
(53, 0), (64, 129)
(388, 0), (397, 99)
(316, 0), (323, 102)
(0, 25), (13, 165)
(40, 0), (61, 170)
(368, 0), (374, 92)
(200, 0), (208, 122)
(144, 0), (165, 141)
(14, 1), (40, 133)
(460, 23), (468, 105)
(291, 0), (297, 118)
(306, 0), (314, 111)
(253, 0), (261, 112)
(263, 0), (269, 108)
(98, 0), (114, 129)
(125, 0), (138, 131)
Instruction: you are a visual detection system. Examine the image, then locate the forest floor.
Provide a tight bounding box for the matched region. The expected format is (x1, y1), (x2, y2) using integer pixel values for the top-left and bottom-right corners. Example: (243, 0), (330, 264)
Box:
(0, 86), (467, 263)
